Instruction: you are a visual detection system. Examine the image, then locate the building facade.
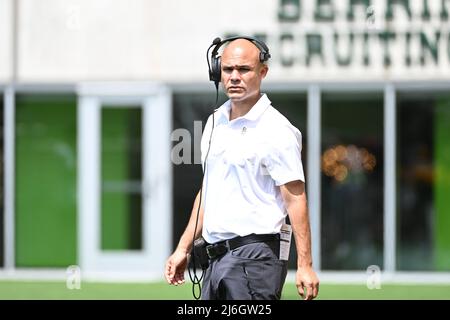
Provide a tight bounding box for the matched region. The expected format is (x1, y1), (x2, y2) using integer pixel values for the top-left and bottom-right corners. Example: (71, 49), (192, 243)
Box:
(0, 0), (450, 280)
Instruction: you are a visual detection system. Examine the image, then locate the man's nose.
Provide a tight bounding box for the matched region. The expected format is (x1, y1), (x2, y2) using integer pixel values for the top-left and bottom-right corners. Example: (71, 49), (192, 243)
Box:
(230, 69), (241, 81)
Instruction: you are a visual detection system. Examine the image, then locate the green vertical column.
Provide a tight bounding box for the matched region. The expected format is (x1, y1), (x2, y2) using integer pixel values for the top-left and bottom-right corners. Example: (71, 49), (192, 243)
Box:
(16, 95), (77, 267)
(0, 95), (3, 267)
(434, 97), (450, 270)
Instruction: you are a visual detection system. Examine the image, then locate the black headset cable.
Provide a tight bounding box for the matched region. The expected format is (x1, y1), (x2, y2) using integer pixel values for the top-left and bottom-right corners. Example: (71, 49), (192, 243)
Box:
(188, 87), (218, 300)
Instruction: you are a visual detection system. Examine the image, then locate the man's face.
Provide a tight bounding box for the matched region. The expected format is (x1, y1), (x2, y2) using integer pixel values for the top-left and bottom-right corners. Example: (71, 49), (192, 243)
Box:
(220, 40), (268, 103)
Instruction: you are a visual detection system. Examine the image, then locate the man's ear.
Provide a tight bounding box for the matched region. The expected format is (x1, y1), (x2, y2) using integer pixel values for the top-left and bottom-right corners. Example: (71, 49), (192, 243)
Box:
(260, 64), (269, 79)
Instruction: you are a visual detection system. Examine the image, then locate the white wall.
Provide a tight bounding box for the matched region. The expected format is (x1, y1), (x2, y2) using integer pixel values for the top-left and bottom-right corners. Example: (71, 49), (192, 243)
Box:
(18, 0), (161, 82)
(5, 0), (450, 83)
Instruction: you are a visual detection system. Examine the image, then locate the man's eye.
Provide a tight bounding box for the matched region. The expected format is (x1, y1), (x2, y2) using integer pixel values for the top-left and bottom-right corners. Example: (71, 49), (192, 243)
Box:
(223, 67), (233, 72)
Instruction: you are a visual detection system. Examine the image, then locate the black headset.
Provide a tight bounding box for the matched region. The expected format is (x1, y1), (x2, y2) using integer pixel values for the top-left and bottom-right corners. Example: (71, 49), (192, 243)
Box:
(206, 36), (271, 89)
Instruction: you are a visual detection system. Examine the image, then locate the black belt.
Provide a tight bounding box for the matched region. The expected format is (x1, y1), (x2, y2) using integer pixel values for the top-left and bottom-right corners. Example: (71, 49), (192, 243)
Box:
(206, 233), (280, 260)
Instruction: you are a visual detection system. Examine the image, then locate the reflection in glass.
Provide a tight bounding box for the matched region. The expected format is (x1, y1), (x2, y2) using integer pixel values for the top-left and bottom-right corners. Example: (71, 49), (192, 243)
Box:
(321, 92), (384, 270)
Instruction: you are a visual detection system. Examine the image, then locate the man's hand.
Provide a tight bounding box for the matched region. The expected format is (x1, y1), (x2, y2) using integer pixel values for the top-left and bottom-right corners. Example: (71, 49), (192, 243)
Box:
(165, 249), (189, 286)
(296, 267), (320, 300)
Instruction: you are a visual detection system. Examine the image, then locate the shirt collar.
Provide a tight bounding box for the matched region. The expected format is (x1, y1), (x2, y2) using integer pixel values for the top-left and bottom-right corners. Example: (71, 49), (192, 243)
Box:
(216, 93), (271, 123)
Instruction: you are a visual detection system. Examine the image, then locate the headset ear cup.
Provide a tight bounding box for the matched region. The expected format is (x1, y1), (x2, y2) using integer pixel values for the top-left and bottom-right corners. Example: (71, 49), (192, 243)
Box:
(260, 52), (271, 63)
(212, 55), (221, 83)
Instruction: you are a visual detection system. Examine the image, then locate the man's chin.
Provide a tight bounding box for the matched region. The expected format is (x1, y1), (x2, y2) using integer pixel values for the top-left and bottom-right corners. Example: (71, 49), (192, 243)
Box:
(227, 93), (246, 101)
(227, 92), (262, 103)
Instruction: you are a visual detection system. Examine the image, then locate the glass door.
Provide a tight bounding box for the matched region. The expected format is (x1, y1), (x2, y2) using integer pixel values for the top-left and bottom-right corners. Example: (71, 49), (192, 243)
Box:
(77, 84), (171, 278)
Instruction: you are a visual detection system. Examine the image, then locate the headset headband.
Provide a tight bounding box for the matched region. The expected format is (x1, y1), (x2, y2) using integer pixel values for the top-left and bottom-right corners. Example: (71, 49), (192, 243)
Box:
(210, 36), (271, 63)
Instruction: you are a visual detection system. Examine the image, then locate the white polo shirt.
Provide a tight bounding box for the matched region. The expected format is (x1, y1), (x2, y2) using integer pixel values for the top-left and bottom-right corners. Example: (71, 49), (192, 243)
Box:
(200, 94), (305, 244)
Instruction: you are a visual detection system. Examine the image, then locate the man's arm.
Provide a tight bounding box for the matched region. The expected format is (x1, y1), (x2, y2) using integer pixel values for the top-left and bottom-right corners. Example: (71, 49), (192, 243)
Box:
(280, 180), (319, 300)
(164, 189), (204, 285)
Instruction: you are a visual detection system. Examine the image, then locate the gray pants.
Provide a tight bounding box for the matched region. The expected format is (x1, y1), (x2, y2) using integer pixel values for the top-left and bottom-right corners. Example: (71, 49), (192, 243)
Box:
(201, 241), (288, 300)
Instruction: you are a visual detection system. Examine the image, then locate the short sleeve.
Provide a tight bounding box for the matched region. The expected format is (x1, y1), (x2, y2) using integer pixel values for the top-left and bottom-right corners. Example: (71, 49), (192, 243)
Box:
(263, 125), (305, 186)
(200, 114), (214, 171)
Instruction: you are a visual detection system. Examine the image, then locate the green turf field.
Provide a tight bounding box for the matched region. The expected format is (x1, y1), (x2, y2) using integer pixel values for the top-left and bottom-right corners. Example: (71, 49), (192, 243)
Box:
(0, 281), (449, 299)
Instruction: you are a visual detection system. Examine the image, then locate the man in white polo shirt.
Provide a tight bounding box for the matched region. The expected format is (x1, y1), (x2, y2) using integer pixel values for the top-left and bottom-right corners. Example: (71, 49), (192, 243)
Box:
(165, 37), (319, 300)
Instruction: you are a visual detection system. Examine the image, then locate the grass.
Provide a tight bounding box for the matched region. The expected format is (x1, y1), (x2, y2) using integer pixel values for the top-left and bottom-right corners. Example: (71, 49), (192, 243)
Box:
(0, 281), (449, 300)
